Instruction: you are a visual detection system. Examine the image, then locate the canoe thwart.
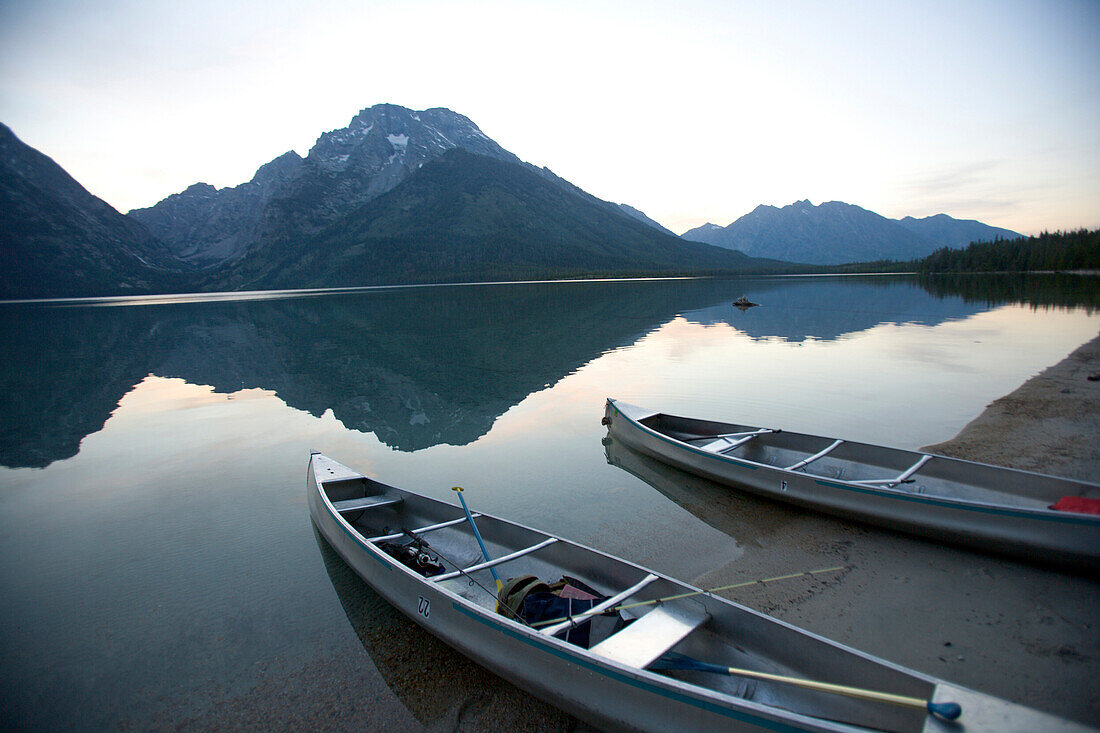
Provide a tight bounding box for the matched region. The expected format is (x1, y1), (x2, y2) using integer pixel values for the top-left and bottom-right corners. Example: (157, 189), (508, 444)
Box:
(786, 439), (844, 471)
(850, 454), (934, 488)
(432, 538), (559, 582)
(332, 494), (404, 514)
(367, 514), (481, 543)
(540, 573), (660, 637)
(893, 453), (934, 482)
(590, 603), (710, 669)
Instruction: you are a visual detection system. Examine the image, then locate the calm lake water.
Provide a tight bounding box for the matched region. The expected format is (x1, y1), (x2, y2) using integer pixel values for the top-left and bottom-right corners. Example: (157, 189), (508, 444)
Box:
(1, 274), (1097, 730)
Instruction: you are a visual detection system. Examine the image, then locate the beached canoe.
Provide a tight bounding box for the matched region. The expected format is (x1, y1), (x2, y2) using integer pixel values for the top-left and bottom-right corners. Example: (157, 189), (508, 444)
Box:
(307, 452), (1089, 732)
(604, 399), (1100, 570)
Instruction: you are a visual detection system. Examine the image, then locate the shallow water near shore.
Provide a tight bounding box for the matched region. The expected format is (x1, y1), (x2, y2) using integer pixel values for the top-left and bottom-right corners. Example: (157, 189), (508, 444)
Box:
(1, 274), (1097, 730)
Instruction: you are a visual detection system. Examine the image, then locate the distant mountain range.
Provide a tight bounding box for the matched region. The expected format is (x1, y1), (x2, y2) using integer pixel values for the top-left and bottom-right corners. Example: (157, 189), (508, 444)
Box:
(0, 106), (768, 298)
(195, 145), (762, 291)
(129, 105), (529, 269)
(681, 200), (1021, 265)
(1, 106), (1027, 298)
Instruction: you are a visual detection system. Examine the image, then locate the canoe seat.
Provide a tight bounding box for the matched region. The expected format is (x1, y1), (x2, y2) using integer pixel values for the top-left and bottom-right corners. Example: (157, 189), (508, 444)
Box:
(589, 603), (710, 669)
(693, 429), (776, 455)
(700, 435), (756, 455)
(332, 494), (404, 514)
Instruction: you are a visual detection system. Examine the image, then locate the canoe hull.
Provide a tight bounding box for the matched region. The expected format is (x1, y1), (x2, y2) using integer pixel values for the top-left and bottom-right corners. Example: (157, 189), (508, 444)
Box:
(307, 456), (850, 732)
(604, 399), (1100, 570)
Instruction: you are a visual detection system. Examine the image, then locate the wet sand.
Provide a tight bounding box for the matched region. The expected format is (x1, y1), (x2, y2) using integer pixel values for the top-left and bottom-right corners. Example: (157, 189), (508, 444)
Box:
(694, 330), (1100, 726)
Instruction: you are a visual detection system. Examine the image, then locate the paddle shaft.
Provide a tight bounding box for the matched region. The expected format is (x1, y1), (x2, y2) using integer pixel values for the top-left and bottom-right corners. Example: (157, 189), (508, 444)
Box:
(529, 566), (844, 628)
(654, 654), (960, 720)
(452, 487), (503, 593)
(727, 665), (930, 710)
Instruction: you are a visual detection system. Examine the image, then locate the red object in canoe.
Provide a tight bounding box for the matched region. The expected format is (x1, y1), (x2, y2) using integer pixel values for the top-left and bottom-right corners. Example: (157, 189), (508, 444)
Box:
(1050, 496), (1100, 515)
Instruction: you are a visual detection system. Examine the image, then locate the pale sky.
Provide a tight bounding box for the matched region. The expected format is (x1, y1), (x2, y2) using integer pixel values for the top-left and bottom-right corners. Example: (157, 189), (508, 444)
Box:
(1, 0), (1097, 236)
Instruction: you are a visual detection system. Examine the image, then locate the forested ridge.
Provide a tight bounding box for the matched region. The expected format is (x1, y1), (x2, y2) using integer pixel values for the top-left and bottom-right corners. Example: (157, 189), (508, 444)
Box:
(916, 229), (1099, 273)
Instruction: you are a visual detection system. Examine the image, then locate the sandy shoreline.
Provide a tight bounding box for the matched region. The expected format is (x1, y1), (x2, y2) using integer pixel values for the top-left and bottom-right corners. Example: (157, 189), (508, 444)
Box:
(922, 330), (1100, 481)
(694, 330), (1100, 726)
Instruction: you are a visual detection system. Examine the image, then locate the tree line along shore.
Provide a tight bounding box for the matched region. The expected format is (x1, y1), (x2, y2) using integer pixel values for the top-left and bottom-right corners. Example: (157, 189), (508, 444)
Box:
(828, 228), (1099, 275)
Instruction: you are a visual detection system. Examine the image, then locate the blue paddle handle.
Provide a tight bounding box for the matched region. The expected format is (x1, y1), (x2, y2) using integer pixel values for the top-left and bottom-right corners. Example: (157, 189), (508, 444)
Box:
(454, 489), (502, 585)
(927, 701), (962, 720)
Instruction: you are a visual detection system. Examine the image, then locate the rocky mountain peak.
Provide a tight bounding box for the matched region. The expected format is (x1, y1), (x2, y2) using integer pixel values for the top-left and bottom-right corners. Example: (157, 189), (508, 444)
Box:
(305, 103), (517, 177)
(127, 103), (542, 269)
(250, 151), (302, 186)
(181, 182), (218, 197)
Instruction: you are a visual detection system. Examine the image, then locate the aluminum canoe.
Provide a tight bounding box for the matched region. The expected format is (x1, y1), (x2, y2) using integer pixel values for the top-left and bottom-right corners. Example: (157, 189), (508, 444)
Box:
(307, 451), (1089, 732)
(603, 399), (1100, 571)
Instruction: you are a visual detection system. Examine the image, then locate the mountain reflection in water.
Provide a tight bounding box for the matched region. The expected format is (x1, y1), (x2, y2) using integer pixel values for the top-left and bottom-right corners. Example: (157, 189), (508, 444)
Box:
(1, 273), (1095, 469)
